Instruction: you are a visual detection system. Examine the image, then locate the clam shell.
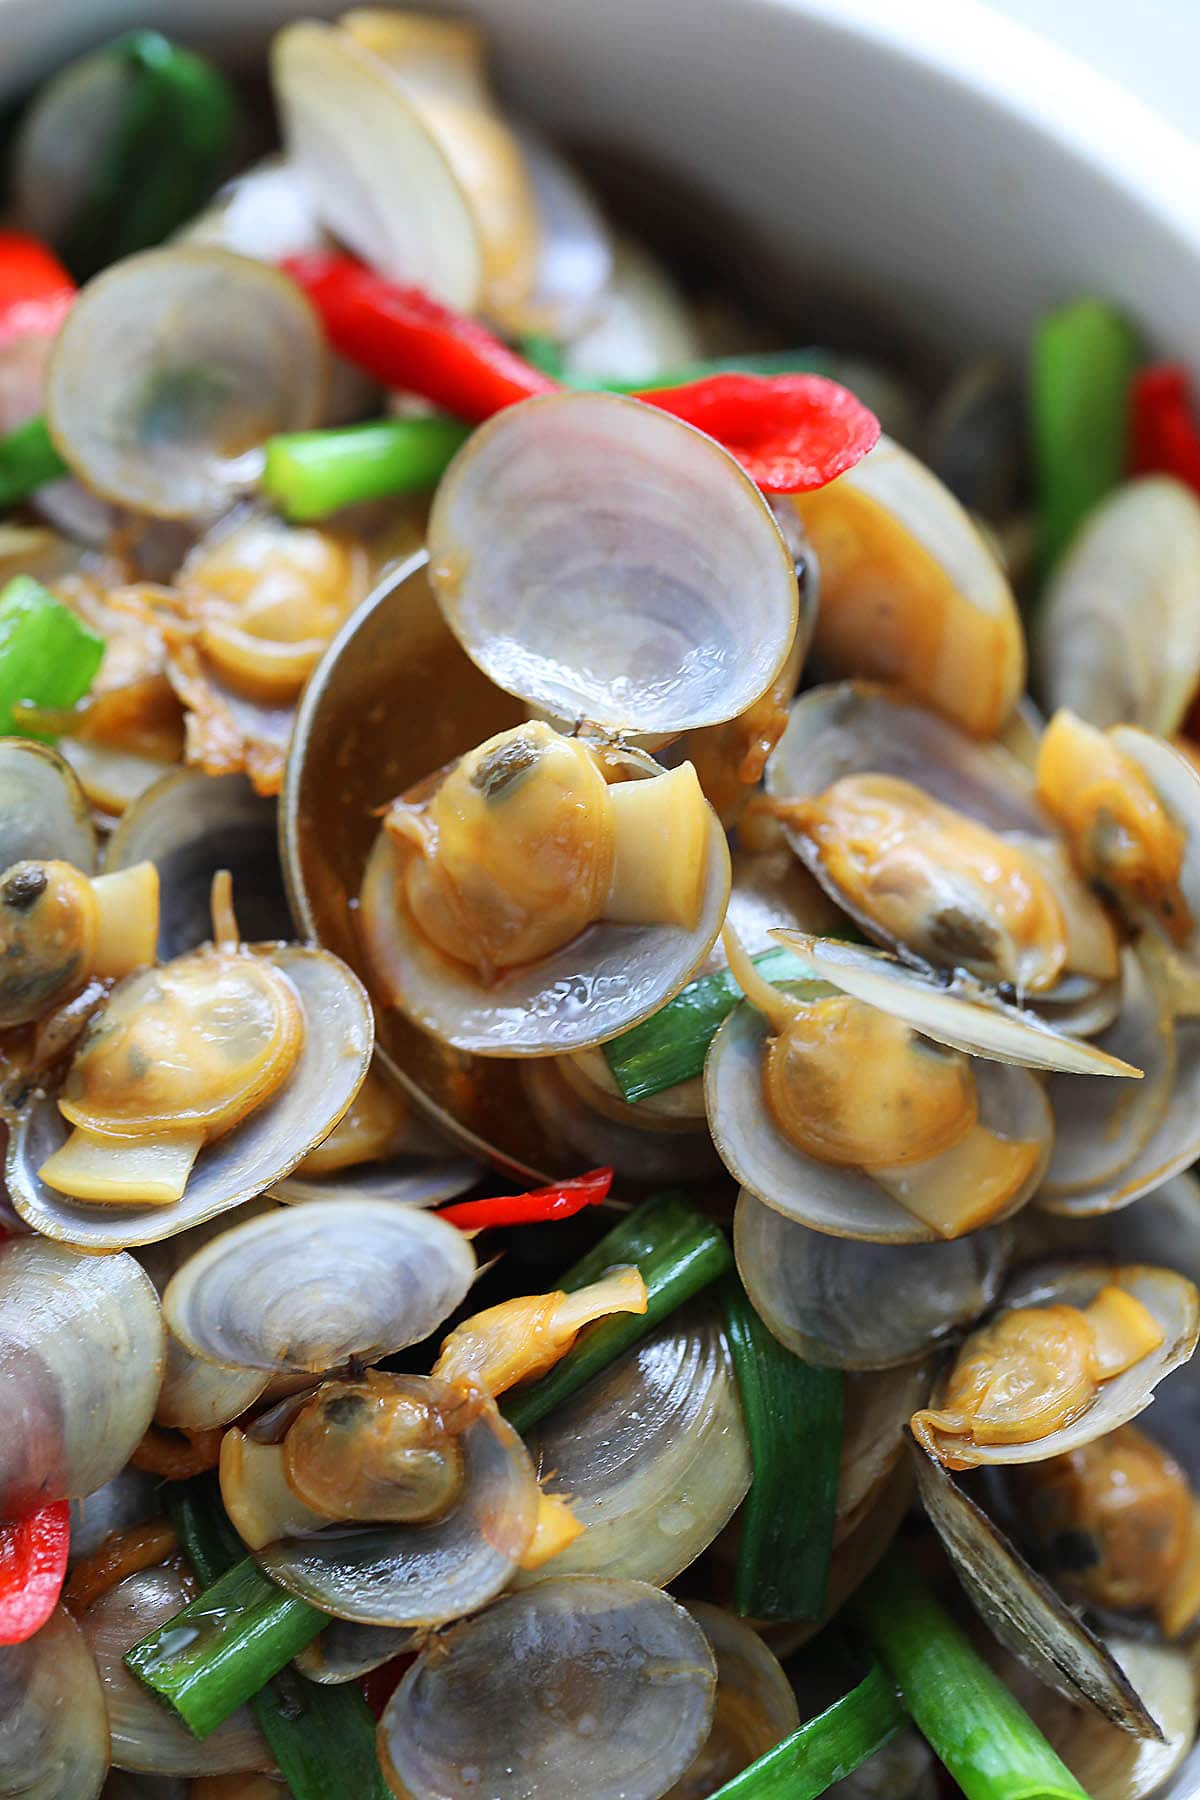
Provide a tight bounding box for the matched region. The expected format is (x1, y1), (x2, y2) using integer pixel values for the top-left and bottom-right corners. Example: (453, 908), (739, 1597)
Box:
(518, 1307), (752, 1588)
(81, 1568), (271, 1776)
(258, 1401), (538, 1627)
(734, 1187), (1011, 1367)
(521, 1057), (720, 1183)
(294, 1618), (417, 1685)
(1035, 1638), (1198, 1800)
(105, 767), (289, 957)
(8, 944), (373, 1249)
(1110, 725), (1200, 963)
(517, 126), (614, 335)
(45, 248), (326, 520)
(0, 1607), (109, 1800)
(68, 1468), (161, 1566)
(838, 1364), (933, 1538)
(560, 236), (701, 385)
(426, 390), (799, 738)
(378, 1577), (716, 1800)
(668, 1603), (800, 1800)
(0, 738), (95, 874)
(359, 778), (731, 1057)
(707, 997), (1051, 1245)
(269, 1153), (480, 1209)
(162, 1198), (474, 1374)
(0, 1239), (163, 1515)
(913, 1443), (1160, 1736)
(918, 1260), (1200, 1468)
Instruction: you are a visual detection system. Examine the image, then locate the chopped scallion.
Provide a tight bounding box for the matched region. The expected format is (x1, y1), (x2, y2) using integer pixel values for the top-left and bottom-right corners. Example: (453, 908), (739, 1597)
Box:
(0, 416), (68, 513)
(709, 1659), (905, 1799)
(0, 575), (103, 736)
(262, 416), (472, 521)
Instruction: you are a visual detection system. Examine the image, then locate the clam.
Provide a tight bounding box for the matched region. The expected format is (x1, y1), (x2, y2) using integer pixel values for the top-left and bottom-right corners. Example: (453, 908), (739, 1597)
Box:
(1033, 477), (1200, 736)
(68, 1468), (161, 1566)
(0, 854), (157, 1032)
(764, 683), (1122, 1018)
(80, 1568), (271, 1776)
(520, 1056), (719, 1183)
(837, 1363), (933, 1538)
(378, 1576), (716, 1800)
(0, 1606), (109, 1800)
(516, 126), (614, 335)
(519, 1306), (752, 1588)
(0, 1238), (163, 1516)
(911, 1260), (1199, 1470)
(427, 392), (798, 741)
(913, 1444), (1161, 1735)
(8, 895), (373, 1247)
(255, 1392), (539, 1627)
(0, 738), (96, 875)
(294, 1617), (417, 1686)
(787, 435), (1026, 737)
(177, 155), (331, 264)
(666, 1603), (800, 1799)
(707, 937), (1060, 1246)
(734, 1187), (1012, 1367)
(44, 247), (327, 520)
(162, 1198), (473, 1374)
(559, 237), (702, 385)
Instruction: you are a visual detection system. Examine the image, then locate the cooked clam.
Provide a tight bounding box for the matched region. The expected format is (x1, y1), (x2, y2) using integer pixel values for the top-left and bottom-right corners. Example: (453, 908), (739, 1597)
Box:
(45, 248), (327, 519)
(378, 1577), (716, 1800)
(558, 236), (701, 385)
(0, 738), (96, 877)
(294, 1616), (417, 1686)
(788, 435), (1026, 736)
(666, 1603), (800, 1799)
(0, 856), (157, 1029)
(734, 1187), (1012, 1367)
(0, 1238), (163, 1515)
(911, 1260), (1199, 1469)
(516, 127), (614, 335)
(520, 1056), (720, 1183)
(0, 1606), (109, 1800)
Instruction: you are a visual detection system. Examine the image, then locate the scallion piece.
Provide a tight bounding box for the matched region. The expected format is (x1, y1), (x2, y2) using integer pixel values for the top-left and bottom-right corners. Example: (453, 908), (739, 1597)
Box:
(1030, 297), (1139, 571)
(262, 416), (472, 521)
(850, 1550), (1090, 1800)
(721, 1275), (842, 1620)
(0, 416), (68, 512)
(709, 1659), (905, 1800)
(0, 575), (103, 736)
(502, 1193), (732, 1435)
(601, 945), (810, 1103)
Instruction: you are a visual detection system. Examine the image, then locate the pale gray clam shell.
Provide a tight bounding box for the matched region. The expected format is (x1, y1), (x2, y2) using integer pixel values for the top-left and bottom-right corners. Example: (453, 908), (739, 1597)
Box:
(294, 1618), (418, 1685)
(0, 1607), (109, 1800)
(670, 1601), (800, 1800)
(0, 737), (96, 874)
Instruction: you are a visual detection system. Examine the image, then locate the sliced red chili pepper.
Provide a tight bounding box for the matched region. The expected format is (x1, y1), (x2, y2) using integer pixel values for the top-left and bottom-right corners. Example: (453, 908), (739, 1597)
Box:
(636, 371), (880, 493)
(1129, 363), (1200, 495)
(284, 252), (555, 422)
(0, 1500), (70, 1645)
(438, 1166), (613, 1231)
(0, 234), (75, 349)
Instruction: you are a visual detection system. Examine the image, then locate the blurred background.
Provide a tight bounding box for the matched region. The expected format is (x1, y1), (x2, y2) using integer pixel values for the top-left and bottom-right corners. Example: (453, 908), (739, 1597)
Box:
(991, 0), (1195, 136)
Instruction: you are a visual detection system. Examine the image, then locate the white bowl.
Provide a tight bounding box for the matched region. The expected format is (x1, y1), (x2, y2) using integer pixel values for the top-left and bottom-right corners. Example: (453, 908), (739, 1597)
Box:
(4, 0), (1200, 369)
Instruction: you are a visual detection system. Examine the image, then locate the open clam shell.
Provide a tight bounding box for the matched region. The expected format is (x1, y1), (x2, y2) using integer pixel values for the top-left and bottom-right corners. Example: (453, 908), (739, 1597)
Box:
(294, 1617), (417, 1686)
(379, 1576), (716, 1800)
(519, 1306), (752, 1589)
(359, 759), (731, 1058)
(521, 1057), (720, 1183)
(789, 435), (1025, 737)
(765, 682), (1121, 1016)
(258, 1400), (538, 1627)
(707, 996), (1052, 1245)
(105, 767), (289, 957)
(560, 236), (701, 386)
(0, 737), (96, 874)
(426, 390), (798, 738)
(0, 1607), (109, 1800)
(773, 934), (1139, 1078)
(0, 1238), (163, 1516)
(734, 1187), (1012, 1367)
(45, 248), (327, 520)
(838, 1363), (933, 1538)
(8, 944), (373, 1249)
(1033, 477), (1200, 736)
(162, 1198), (474, 1374)
(1109, 726), (1200, 963)
(81, 1568), (271, 1776)
(270, 1149), (480, 1210)
(517, 126), (614, 334)
(913, 1442), (1160, 1736)
(68, 1468), (161, 1566)
(668, 1603), (800, 1800)
(917, 1260), (1200, 1468)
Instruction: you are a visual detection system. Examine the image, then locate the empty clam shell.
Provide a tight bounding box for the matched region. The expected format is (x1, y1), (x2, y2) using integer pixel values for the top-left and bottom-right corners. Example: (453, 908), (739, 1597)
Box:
(427, 390), (798, 738)
(773, 934), (1139, 1078)
(162, 1198), (474, 1374)
(734, 1187), (1011, 1367)
(258, 1399), (538, 1627)
(521, 1058), (720, 1184)
(379, 1576), (716, 1800)
(8, 944), (373, 1249)
(0, 1607), (109, 1800)
(294, 1617), (417, 1686)
(81, 1568), (271, 1776)
(668, 1602), (800, 1800)
(918, 1260), (1200, 1468)
(519, 1307), (752, 1589)
(707, 997), (1051, 1245)
(45, 248), (326, 520)
(0, 738), (95, 874)
(1034, 477), (1200, 735)
(105, 767), (289, 957)
(0, 1238), (163, 1516)
(359, 767), (731, 1057)
(270, 1152), (480, 1209)
(1017, 1637), (1198, 1800)
(913, 1443), (1160, 1736)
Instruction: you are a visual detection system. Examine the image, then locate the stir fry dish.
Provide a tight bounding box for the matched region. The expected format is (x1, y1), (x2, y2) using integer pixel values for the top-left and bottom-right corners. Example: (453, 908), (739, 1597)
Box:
(4, 12), (1200, 1800)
